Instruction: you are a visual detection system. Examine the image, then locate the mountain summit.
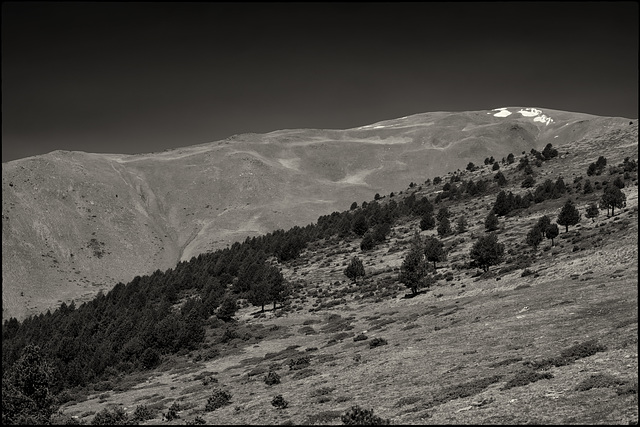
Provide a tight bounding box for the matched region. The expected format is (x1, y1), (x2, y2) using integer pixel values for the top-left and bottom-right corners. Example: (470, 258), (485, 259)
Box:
(1, 107), (633, 320)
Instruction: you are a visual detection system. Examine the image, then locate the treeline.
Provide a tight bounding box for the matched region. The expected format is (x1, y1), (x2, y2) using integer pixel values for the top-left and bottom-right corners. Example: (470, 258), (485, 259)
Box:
(1, 187), (431, 392)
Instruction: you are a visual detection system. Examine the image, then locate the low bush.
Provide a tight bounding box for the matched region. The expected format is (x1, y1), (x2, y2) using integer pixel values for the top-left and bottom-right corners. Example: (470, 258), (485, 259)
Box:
(575, 373), (626, 391)
(91, 407), (129, 425)
(272, 394), (289, 409)
(265, 371), (281, 386)
(353, 333), (368, 342)
(341, 405), (390, 425)
(132, 404), (155, 422)
(205, 389), (232, 412)
(369, 337), (388, 349)
(164, 402), (181, 421)
(288, 356), (310, 370)
(501, 369), (553, 390)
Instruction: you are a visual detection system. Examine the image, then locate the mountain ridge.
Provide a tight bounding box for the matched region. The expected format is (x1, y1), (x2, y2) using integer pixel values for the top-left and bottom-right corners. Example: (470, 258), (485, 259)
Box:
(2, 107), (635, 320)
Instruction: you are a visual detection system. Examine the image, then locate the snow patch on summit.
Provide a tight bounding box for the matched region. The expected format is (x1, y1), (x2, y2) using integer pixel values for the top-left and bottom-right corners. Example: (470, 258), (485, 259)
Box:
(488, 107), (553, 125)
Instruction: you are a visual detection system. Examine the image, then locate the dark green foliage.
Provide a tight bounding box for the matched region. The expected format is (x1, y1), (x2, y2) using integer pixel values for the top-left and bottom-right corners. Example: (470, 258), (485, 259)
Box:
(484, 211), (499, 231)
(205, 389), (232, 412)
(521, 175), (535, 188)
(91, 406), (131, 425)
(466, 162), (476, 171)
(350, 202), (358, 210)
(374, 193), (381, 200)
(542, 143), (559, 160)
(341, 405), (390, 425)
(344, 257), (366, 284)
(264, 371), (281, 386)
(470, 233), (505, 272)
(507, 153), (515, 164)
(271, 394), (289, 409)
(353, 333), (368, 342)
(613, 176), (625, 189)
(494, 171), (507, 186)
(525, 339), (607, 370)
(585, 202), (599, 222)
(557, 199), (581, 232)
(433, 176), (442, 185)
(186, 416), (207, 425)
(359, 233), (376, 251)
(437, 216), (452, 237)
(492, 162), (500, 171)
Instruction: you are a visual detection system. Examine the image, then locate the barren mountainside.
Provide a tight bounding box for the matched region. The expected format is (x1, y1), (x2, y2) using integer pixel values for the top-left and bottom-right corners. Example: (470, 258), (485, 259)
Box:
(1, 107), (634, 321)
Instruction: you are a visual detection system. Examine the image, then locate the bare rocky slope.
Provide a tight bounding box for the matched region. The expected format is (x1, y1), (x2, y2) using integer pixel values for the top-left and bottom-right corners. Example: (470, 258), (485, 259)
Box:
(1, 107), (634, 321)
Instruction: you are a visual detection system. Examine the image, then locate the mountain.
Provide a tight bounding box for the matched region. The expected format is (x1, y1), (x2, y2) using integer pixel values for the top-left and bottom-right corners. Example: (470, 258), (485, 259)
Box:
(1, 107), (634, 321)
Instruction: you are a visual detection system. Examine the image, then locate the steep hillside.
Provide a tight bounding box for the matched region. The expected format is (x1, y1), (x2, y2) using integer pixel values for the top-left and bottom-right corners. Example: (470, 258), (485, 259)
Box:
(1, 107), (634, 320)
(50, 118), (638, 424)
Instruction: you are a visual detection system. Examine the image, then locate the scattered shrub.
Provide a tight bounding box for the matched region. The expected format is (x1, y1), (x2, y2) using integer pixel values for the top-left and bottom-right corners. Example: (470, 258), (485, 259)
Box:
(288, 356), (310, 370)
(341, 405), (390, 425)
(265, 371), (281, 386)
(272, 394), (289, 409)
(502, 368), (554, 390)
(132, 404), (155, 422)
(575, 373), (626, 391)
(164, 402), (181, 421)
(353, 333), (368, 342)
(186, 416), (207, 425)
(91, 407), (129, 425)
(369, 337), (388, 349)
(205, 389), (232, 412)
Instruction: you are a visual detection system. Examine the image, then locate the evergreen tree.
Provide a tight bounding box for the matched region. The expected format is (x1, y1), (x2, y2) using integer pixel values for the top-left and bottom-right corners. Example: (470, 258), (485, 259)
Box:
(398, 237), (431, 296)
(545, 223), (559, 246)
(557, 199), (581, 232)
(485, 211), (499, 232)
(437, 216), (452, 237)
(423, 235), (447, 270)
(217, 295), (238, 321)
(351, 213), (369, 236)
(469, 233), (505, 272)
(600, 186), (626, 217)
(493, 191), (511, 216)
(494, 171), (507, 186)
(344, 257), (366, 284)
(583, 179), (593, 194)
(419, 212), (436, 231)
(585, 202), (599, 222)
(507, 153), (515, 164)
(455, 216), (467, 234)
(436, 207), (450, 222)
(525, 225), (544, 250)
(492, 162), (500, 171)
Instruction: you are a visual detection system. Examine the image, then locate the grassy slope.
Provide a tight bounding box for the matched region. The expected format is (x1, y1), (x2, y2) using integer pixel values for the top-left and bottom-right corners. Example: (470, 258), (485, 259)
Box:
(58, 124), (638, 424)
(2, 108), (628, 321)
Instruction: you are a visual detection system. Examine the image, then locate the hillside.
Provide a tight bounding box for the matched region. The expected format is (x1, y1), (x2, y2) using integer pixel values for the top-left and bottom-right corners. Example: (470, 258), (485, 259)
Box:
(1, 107), (634, 321)
(4, 117), (636, 425)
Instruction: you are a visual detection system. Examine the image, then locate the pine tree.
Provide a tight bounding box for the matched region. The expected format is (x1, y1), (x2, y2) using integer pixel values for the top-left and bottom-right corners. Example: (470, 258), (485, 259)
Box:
(469, 233), (505, 272)
(398, 237), (431, 296)
(485, 211), (499, 232)
(437, 216), (452, 237)
(344, 257), (366, 284)
(545, 223), (559, 246)
(585, 202), (599, 222)
(526, 225), (544, 250)
(419, 212), (435, 231)
(423, 235), (447, 270)
(600, 186), (626, 217)
(455, 216), (467, 234)
(556, 199), (581, 232)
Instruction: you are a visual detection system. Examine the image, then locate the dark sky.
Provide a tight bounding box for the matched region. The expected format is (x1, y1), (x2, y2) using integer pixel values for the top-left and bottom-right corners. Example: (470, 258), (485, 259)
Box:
(2, 2), (638, 162)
